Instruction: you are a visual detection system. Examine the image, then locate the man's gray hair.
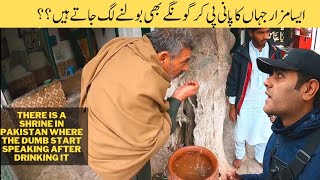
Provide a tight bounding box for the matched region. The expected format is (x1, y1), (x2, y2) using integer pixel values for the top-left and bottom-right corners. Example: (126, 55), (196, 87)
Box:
(146, 29), (193, 59)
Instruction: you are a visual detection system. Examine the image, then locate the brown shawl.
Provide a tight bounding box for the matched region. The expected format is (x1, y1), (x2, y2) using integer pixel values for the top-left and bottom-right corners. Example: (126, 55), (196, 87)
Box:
(80, 36), (172, 179)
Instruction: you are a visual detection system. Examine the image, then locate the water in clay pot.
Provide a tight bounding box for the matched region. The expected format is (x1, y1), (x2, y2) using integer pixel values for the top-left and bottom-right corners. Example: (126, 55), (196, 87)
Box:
(168, 146), (218, 180)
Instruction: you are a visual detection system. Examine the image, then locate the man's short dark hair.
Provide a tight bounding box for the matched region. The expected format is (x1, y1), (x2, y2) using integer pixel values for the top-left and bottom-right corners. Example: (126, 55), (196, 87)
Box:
(248, 28), (262, 32)
(295, 71), (320, 108)
(146, 29), (193, 59)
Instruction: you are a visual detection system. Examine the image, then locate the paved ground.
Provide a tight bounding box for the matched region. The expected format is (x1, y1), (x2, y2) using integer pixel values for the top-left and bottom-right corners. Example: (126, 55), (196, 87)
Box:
(223, 116), (263, 176)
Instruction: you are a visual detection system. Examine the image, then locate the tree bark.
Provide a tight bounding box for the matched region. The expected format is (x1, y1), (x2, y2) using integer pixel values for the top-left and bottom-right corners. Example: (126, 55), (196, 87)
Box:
(151, 28), (235, 176)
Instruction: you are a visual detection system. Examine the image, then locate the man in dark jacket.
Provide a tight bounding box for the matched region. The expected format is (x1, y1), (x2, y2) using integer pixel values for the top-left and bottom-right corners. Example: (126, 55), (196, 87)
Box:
(226, 28), (282, 168)
(223, 49), (320, 180)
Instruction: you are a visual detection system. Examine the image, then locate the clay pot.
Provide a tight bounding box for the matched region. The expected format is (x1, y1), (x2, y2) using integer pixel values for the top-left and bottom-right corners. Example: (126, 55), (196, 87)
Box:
(168, 146), (219, 180)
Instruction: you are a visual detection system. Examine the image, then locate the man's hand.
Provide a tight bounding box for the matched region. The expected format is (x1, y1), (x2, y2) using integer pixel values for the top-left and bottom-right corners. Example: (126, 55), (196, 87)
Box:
(229, 104), (237, 123)
(172, 80), (199, 101)
(221, 169), (241, 180)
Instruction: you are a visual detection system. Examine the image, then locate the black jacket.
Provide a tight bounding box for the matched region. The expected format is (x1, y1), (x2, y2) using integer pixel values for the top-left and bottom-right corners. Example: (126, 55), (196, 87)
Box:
(241, 108), (320, 179)
(226, 41), (282, 114)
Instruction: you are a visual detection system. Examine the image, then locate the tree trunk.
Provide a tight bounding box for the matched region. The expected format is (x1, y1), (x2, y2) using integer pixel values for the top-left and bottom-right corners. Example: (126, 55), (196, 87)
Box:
(151, 28), (235, 176)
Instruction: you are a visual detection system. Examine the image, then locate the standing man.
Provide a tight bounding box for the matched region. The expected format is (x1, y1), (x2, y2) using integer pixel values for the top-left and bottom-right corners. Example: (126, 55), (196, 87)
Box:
(226, 28), (282, 168)
(80, 29), (199, 179)
(223, 49), (320, 180)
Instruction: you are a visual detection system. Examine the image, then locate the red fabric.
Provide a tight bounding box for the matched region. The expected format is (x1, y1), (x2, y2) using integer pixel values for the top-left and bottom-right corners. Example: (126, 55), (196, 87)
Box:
(237, 62), (252, 114)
